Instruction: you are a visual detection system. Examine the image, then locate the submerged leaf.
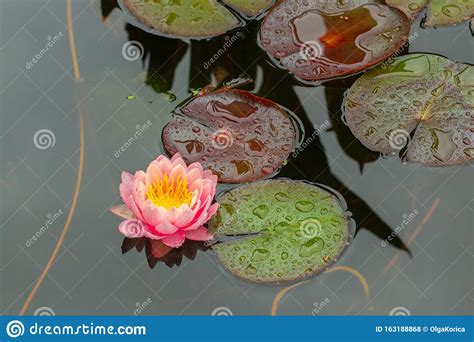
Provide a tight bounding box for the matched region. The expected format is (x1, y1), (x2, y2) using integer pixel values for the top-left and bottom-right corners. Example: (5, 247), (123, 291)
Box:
(209, 179), (353, 283)
(259, 1), (410, 83)
(343, 53), (473, 166)
(162, 89), (298, 183)
(386, 0), (474, 26)
(222, 0), (274, 18)
(120, 0), (242, 38)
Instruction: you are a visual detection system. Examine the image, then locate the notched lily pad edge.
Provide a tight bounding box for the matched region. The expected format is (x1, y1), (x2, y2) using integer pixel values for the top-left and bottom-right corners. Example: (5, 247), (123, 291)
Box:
(209, 178), (357, 285)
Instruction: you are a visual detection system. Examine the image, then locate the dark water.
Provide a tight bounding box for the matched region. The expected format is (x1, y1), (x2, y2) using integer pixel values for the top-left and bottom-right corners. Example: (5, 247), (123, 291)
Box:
(0, 0), (472, 316)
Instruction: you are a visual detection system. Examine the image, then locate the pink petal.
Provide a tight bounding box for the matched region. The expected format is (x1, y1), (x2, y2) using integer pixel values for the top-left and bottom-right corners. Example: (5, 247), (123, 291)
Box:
(121, 171), (134, 184)
(186, 167), (203, 185)
(173, 206), (196, 228)
(132, 176), (147, 210)
(110, 204), (134, 219)
(156, 156), (173, 175)
(185, 226), (213, 241)
(145, 162), (163, 187)
(169, 164), (187, 182)
(170, 153), (188, 169)
(142, 204), (168, 227)
(155, 221), (179, 235)
(119, 182), (134, 209)
(126, 195), (144, 221)
(161, 231), (186, 248)
(118, 219), (146, 238)
(206, 203), (219, 219)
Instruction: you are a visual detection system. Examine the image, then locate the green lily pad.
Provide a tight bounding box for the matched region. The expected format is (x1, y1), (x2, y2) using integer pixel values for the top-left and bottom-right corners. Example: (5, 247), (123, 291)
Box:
(120, 0), (242, 38)
(209, 179), (353, 283)
(343, 53), (473, 166)
(386, 0), (474, 26)
(222, 0), (274, 18)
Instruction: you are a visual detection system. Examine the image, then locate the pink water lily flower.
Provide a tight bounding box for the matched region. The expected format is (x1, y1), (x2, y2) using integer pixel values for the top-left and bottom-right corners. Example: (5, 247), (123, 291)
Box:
(111, 153), (218, 248)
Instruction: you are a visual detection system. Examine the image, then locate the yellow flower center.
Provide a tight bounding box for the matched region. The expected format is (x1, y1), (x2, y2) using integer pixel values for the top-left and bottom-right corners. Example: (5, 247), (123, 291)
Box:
(146, 174), (192, 209)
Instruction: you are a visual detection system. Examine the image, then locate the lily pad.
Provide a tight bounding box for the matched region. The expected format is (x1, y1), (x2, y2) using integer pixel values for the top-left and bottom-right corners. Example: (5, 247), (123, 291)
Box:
(222, 0), (274, 18)
(120, 0), (242, 38)
(209, 179), (353, 283)
(259, 0), (411, 83)
(343, 53), (473, 166)
(162, 89), (299, 183)
(386, 0), (474, 26)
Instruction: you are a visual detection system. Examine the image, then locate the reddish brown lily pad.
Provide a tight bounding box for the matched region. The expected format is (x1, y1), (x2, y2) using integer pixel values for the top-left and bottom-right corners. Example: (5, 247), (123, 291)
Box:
(259, 0), (410, 83)
(386, 0), (474, 26)
(343, 53), (473, 166)
(162, 89), (297, 183)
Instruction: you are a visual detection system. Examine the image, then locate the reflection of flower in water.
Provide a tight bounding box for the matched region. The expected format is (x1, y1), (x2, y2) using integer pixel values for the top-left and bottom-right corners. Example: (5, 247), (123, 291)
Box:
(121, 238), (209, 269)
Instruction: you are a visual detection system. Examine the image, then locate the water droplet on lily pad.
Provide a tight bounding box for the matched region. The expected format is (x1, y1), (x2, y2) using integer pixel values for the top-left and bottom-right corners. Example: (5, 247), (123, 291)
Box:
(210, 179), (353, 283)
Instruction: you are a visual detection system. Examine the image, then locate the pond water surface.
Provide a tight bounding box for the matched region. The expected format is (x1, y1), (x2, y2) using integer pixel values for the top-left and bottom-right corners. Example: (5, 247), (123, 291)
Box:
(0, 0), (472, 316)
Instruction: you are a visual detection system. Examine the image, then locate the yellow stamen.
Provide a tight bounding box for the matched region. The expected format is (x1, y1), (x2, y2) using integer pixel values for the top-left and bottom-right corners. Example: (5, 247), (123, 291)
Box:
(146, 174), (192, 209)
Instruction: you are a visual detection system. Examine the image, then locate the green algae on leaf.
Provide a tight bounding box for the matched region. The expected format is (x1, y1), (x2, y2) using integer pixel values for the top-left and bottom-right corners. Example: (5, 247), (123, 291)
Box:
(386, 0), (474, 26)
(162, 89), (299, 183)
(209, 179), (353, 283)
(259, 0), (410, 83)
(343, 53), (473, 166)
(120, 0), (242, 38)
(222, 0), (274, 18)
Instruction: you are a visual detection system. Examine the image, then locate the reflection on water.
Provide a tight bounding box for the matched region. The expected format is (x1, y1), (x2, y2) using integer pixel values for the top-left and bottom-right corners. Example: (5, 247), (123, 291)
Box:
(122, 238), (208, 268)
